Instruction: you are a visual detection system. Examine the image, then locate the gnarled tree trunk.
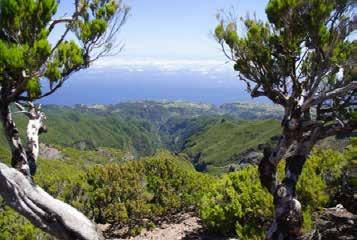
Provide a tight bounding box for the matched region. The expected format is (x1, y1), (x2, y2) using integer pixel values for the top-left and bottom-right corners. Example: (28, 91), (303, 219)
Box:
(0, 102), (103, 240)
(259, 133), (313, 239)
(267, 153), (308, 240)
(0, 104), (30, 175)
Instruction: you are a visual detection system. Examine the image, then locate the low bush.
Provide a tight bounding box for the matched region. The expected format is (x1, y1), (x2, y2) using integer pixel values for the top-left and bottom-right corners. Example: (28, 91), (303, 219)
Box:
(199, 166), (273, 239)
(199, 141), (354, 238)
(84, 150), (213, 235)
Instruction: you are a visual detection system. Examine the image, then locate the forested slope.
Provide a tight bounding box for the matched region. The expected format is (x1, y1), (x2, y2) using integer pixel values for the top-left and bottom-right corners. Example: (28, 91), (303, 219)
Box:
(0, 101), (283, 172)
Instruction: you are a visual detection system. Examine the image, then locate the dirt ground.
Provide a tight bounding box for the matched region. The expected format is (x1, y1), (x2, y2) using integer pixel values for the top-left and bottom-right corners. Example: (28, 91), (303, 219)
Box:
(117, 213), (232, 240)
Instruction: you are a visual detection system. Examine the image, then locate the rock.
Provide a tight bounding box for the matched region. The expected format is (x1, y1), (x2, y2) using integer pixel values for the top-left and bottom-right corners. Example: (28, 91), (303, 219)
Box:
(39, 144), (62, 160)
(73, 140), (96, 150)
(123, 152), (135, 161)
(231, 148), (263, 166)
(309, 204), (357, 240)
(97, 223), (111, 233)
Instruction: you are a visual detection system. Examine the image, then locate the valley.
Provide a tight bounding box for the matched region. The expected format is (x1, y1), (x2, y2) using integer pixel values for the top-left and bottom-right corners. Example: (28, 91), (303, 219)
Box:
(0, 100), (355, 240)
(0, 101), (283, 174)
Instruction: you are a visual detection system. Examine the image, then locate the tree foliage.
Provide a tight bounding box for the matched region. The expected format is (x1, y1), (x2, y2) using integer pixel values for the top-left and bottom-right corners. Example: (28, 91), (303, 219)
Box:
(0, 0), (129, 102)
(216, 0), (356, 136)
(215, 1), (356, 238)
(199, 142), (354, 239)
(0, 140), (355, 239)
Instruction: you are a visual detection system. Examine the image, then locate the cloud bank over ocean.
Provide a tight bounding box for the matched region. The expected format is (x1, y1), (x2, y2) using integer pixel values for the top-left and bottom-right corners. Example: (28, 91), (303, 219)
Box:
(92, 57), (232, 76)
(40, 57), (267, 106)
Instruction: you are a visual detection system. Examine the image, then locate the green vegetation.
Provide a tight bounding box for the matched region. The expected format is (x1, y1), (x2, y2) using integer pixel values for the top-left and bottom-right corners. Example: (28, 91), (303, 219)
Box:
(198, 140), (356, 239)
(0, 102), (283, 163)
(0, 101), (353, 239)
(295, 139), (357, 232)
(0, 105), (161, 158)
(199, 166), (273, 239)
(0, 138), (354, 239)
(182, 119), (281, 174)
(85, 151), (213, 236)
(0, 203), (51, 240)
(0, 103), (283, 174)
(219, 102), (283, 120)
(216, 0), (355, 236)
(0, 149), (213, 239)
(159, 115), (224, 152)
(0, 0), (128, 101)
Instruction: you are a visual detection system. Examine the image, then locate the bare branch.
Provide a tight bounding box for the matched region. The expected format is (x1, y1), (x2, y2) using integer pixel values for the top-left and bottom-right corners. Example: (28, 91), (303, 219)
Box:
(0, 163), (103, 240)
(302, 81), (357, 110)
(48, 18), (73, 33)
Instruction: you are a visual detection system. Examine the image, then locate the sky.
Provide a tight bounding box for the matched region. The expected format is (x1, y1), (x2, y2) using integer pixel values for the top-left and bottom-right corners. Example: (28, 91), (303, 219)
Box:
(43, 0), (270, 105)
(111, 0), (268, 60)
(55, 0), (268, 60)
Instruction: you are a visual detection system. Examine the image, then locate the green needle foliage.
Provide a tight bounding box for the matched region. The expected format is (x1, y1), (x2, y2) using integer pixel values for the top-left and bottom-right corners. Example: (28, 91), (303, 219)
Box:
(0, 0), (129, 102)
(199, 142), (355, 239)
(84, 151), (213, 236)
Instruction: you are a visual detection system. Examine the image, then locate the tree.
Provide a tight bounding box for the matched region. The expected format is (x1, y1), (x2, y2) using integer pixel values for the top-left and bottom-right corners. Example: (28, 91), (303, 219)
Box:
(0, 0), (129, 239)
(215, 0), (356, 239)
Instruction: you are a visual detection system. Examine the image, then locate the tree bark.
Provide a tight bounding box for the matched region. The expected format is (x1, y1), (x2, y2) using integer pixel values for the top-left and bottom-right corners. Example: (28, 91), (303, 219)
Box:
(260, 138), (312, 240)
(267, 154), (307, 240)
(0, 162), (104, 240)
(259, 135), (291, 194)
(0, 103), (104, 239)
(0, 105), (30, 175)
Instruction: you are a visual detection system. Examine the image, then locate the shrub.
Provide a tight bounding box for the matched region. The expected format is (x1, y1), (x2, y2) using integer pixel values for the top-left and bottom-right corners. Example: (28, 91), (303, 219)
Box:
(199, 166), (273, 239)
(200, 142), (354, 238)
(84, 151), (213, 234)
(296, 149), (348, 209)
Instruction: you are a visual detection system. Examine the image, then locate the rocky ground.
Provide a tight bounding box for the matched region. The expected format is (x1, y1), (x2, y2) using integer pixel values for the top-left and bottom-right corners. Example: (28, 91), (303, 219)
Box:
(106, 213), (231, 240)
(39, 143), (63, 160)
(308, 205), (357, 240)
(107, 206), (356, 240)
(309, 158), (357, 240)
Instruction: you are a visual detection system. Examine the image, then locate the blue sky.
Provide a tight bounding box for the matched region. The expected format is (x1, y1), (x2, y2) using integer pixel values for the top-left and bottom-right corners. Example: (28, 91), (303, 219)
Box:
(56, 0), (268, 61)
(44, 1), (271, 105)
(120, 0), (268, 60)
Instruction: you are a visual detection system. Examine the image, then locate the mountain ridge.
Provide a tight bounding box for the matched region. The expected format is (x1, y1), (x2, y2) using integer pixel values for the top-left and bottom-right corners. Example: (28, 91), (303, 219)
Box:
(0, 100), (283, 174)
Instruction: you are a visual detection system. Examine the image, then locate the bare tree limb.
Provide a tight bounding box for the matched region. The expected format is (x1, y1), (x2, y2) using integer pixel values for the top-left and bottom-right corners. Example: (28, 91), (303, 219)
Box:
(302, 81), (357, 110)
(48, 18), (73, 33)
(0, 163), (103, 240)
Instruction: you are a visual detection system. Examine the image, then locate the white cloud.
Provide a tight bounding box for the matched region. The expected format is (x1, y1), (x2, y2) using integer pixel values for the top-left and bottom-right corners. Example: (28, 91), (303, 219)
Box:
(92, 57), (233, 75)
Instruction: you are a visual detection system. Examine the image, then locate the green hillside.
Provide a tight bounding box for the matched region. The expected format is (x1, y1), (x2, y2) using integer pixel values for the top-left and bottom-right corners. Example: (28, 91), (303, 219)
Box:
(159, 115), (224, 152)
(181, 119), (281, 174)
(0, 101), (283, 174)
(0, 105), (162, 158)
(78, 100), (283, 124)
(0, 100), (283, 152)
(219, 102), (283, 120)
(110, 101), (218, 126)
